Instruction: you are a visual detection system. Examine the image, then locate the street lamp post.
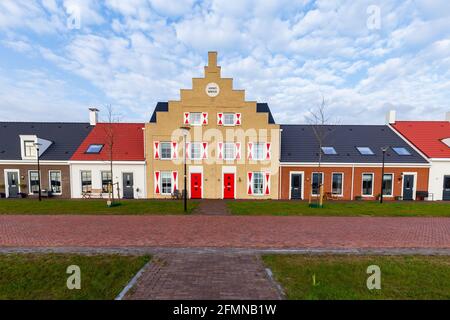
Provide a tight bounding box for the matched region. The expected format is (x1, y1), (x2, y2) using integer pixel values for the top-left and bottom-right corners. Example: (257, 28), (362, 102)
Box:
(180, 127), (190, 212)
(380, 147), (388, 204)
(34, 142), (42, 202)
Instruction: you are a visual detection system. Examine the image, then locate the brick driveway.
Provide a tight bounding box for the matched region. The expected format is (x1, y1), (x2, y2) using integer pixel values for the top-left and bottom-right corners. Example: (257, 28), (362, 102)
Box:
(1, 215), (449, 249)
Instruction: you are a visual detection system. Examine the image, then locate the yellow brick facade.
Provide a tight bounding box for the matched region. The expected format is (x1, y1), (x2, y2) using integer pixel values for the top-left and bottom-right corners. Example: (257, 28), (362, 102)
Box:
(145, 52), (280, 199)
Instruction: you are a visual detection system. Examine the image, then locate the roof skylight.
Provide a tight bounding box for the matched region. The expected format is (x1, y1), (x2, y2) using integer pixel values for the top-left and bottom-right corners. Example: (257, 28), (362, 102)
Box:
(86, 144), (104, 154)
(356, 147), (374, 155)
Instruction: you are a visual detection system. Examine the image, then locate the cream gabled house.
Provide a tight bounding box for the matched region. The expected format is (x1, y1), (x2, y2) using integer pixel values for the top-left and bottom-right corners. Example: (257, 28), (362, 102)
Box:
(145, 52), (281, 199)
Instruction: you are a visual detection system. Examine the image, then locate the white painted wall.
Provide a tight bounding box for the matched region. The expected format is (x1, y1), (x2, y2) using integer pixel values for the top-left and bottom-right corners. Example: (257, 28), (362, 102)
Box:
(70, 162), (146, 199)
(428, 160), (450, 200)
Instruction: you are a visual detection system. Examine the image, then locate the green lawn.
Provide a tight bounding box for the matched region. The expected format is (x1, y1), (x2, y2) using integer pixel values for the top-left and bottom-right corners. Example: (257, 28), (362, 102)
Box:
(228, 200), (450, 216)
(263, 255), (450, 300)
(0, 254), (150, 300)
(0, 199), (198, 215)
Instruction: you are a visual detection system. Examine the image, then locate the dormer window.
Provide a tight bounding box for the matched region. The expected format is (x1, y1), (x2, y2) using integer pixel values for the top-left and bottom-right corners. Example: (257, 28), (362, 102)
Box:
(24, 141), (36, 158)
(86, 144), (104, 154)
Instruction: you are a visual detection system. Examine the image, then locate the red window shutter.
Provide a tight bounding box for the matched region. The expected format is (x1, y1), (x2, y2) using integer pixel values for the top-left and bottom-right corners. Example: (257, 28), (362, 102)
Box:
(265, 143), (271, 160)
(235, 113), (241, 125)
(218, 142), (223, 160)
(235, 143), (241, 159)
(184, 112), (190, 124)
(171, 142), (178, 159)
(202, 112), (208, 125)
(247, 172), (253, 195)
(172, 171), (178, 193)
(265, 172), (270, 195)
(153, 141), (160, 159)
(217, 113), (223, 125)
(154, 171), (160, 194)
(248, 142), (253, 160)
(202, 142), (208, 159)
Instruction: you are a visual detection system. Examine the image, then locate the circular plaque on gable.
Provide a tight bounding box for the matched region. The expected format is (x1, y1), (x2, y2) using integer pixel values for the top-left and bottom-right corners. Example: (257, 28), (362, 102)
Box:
(205, 82), (220, 97)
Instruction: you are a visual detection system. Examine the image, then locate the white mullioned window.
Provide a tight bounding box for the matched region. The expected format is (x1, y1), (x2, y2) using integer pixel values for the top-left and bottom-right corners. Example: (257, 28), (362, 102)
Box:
(160, 142), (172, 159)
(252, 143), (265, 160)
(29, 171), (40, 194)
(332, 173), (343, 196)
(49, 171), (62, 194)
(223, 142), (235, 160)
(252, 172), (264, 195)
(160, 172), (172, 195)
(24, 141), (36, 158)
(223, 113), (235, 126)
(362, 173), (374, 196)
(189, 112), (202, 125)
(81, 171), (92, 193)
(382, 173), (394, 196)
(190, 142), (202, 160)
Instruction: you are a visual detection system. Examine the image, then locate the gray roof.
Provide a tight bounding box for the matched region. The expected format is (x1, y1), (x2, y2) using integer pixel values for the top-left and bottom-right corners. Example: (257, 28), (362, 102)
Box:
(149, 102), (276, 124)
(0, 122), (93, 161)
(280, 124), (428, 164)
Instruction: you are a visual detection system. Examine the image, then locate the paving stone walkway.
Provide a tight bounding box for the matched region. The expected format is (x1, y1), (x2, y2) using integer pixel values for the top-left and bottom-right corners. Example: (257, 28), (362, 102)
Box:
(125, 252), (283, 300)
(1, 215), (449, 249)
(193, 200), (231, 215)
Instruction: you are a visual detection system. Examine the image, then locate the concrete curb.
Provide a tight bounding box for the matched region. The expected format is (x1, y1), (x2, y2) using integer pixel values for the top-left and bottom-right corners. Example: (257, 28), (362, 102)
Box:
(115, 260), (151, 300)
(1, 246), (450, 255)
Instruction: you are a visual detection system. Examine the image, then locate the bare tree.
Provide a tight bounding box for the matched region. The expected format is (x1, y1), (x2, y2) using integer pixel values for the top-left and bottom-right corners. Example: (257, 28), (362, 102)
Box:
(306, 95), (337, 207)
(103, 105), (120, 204)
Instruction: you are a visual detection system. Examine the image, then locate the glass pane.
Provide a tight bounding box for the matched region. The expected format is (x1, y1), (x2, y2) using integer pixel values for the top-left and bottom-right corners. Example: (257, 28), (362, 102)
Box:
(161, 172), (172, 194)
(362, 174), (373, 195)
(357, 147), (374, 155)
(223, 113), (235, 125)
(321, 147), (337, 155)
(86, 144), (103, 153)
(332, 173), (343, 195)
(392, 147), (411, 155)
(382, 174), (393, 196)
(252, 172), (264, 195)
(312, 173), (323, 195)
(160, 142), (171, 159)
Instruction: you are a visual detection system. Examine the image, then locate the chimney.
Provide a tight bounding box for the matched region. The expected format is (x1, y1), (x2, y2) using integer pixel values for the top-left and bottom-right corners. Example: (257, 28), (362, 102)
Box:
(208, 51), (217, 67)
(446, 112), (450, 122)
(89, 108), (99, 126)
(386, 110), (396, 124)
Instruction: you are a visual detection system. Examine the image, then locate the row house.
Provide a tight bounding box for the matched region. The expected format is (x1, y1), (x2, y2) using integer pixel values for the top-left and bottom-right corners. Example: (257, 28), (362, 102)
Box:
(390, 111), (450, 200)
(0, 122), (92, 198)
(279, 124), (430, 200)
(145, 52), (280, 199)
(69, 110), (146, 199)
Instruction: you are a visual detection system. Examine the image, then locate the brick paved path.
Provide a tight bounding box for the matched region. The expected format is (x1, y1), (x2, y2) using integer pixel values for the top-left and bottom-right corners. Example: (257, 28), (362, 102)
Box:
(1, 216), (449, 249)
(193, 200), (230, 215)
(125, 253), (282, 300)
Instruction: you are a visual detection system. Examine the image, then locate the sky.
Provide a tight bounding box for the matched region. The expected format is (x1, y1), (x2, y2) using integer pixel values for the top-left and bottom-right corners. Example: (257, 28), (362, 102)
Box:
(0, 0), (449, 125)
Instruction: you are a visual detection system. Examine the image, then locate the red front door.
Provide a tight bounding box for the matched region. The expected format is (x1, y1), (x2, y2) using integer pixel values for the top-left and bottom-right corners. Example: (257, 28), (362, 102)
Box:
(223, 173), (235, 199)
(190, 173), (202, 199)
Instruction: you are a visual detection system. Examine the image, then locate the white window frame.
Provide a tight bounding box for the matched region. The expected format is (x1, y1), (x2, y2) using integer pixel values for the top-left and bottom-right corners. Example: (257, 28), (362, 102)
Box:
(49, 170), (62, 195)
(80, 170), (92, 194)
(289, 171), (305, 200)
(223, 142), (235, 160)
(252, 172), (265, 196)
(189, 112), (202, 126)
(382, 173), (394, 197)
(190, 142), (202, 160)
(160, 171), (172, 195)
(160, 142), (172, 160)
(223, 113), (235, 126)
(311, 172), (324, 196)
(331, 172), (344, 196)
(101, 171), (112, 194)
(28, 170), (40, 195)
(252, 142), (265, 161)
(362, 173), (374, 197)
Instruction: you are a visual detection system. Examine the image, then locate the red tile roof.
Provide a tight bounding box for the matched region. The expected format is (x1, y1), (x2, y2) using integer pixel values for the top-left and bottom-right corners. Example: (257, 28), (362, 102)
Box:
(71, 123), (145, 161)
(392, 121), (450, 158)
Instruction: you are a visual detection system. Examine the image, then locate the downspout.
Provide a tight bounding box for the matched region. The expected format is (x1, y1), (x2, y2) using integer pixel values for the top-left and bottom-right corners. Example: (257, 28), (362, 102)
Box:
(350, 164), (355, 200)
(278, 128), (283, 199)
